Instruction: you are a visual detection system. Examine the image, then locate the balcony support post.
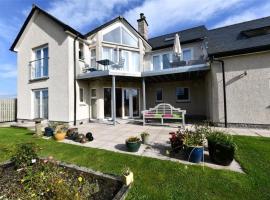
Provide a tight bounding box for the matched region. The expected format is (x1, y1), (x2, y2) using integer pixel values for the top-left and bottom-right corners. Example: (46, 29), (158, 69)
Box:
(142, 77), (146, 111)
(112, 75), (116, 126)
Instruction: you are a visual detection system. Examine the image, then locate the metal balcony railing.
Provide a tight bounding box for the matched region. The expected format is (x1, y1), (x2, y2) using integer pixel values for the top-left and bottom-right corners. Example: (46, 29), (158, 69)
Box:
(29, 57), (49, 80)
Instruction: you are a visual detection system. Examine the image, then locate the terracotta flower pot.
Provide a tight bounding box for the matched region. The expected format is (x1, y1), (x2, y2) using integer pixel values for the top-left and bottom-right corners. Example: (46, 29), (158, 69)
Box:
(54, 132), (66, 141)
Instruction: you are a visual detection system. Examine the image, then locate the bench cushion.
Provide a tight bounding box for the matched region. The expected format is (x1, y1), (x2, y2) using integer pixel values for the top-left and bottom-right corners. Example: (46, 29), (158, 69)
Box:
(162, 114), (173, 118)
(173, 114), (182, 119)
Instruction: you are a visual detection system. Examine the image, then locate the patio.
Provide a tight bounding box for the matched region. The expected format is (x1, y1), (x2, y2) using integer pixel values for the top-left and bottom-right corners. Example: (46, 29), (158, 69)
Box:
(59, 122), (265, 173)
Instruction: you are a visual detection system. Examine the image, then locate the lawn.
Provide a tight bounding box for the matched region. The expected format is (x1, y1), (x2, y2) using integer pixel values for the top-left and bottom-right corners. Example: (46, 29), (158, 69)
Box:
(0, 127), (269, 200)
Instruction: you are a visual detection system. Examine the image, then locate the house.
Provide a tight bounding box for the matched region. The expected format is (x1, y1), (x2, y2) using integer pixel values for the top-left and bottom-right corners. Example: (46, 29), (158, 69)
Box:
(10, 5), (270, 128)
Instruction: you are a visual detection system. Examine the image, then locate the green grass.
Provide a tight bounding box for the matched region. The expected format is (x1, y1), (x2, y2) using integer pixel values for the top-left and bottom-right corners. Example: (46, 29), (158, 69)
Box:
(0, 128), (270, 200)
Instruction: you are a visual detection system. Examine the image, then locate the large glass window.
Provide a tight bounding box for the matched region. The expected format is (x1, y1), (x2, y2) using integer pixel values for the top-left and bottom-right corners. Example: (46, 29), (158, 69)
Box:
(120, 50), (140, 72)
(103, 26), (138, 47)
(130, 52), (140, 72)
(153, 55), (161, 71)
(122, 28), (138, 47)
(176, 87), (190, 101)
(33, 89), (48, 119)
(183, 49), (192, 62)
(103, 27), (121, 44)
(103, 47), (118, 63)
(162, 53), (171, 69)
(32, 46), (48, 79)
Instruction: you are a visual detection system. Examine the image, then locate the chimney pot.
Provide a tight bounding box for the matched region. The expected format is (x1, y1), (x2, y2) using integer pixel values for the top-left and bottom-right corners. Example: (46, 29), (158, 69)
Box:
(137, 13), (148, 40)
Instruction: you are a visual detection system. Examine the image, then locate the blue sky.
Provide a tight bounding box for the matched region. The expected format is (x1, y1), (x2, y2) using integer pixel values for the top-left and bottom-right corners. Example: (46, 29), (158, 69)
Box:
(0, 0), (270, 97)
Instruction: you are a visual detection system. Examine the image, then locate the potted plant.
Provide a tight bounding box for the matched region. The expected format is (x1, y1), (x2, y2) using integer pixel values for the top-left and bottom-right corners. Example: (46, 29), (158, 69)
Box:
(169, 129), (185, 153)
(44, 122), (63, 137)
(126, 137), (141, 152)
(54, 124), (68, 141)
(183, 128), (205, 163)
(207, 131), (236, 165)
(141, 132), (150, 144)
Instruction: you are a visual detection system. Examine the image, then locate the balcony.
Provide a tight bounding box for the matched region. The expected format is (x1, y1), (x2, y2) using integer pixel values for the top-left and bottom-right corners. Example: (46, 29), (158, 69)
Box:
(29, 57), (49, 81)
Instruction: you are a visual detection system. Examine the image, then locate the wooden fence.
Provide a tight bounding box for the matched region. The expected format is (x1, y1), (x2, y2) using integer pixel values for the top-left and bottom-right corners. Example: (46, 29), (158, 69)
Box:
(0, 98), (17, 122)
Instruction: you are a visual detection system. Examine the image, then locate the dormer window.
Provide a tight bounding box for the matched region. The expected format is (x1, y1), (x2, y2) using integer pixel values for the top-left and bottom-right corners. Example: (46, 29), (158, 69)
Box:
(103, 24), (138, 47)
(241, 26), (270, 38)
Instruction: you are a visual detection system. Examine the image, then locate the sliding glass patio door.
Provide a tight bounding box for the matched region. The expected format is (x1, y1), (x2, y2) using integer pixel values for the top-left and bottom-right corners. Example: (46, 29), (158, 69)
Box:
(104, 88), (139, 119)
(33, 89), (48, 119)
(123, 88), (139, 118)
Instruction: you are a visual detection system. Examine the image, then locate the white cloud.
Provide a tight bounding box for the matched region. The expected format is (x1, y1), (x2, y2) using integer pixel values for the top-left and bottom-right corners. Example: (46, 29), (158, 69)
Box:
(124, 0), (242, 36)
(212, 2), (270, 28)
(47, 0), (133, 31)
(0, 63), (17, 79)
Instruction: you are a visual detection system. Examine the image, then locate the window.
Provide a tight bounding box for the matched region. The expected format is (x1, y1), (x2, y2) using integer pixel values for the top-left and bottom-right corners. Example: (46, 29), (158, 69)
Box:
(176, 87), (190, 102)
(103, 47), (118, 63)
(182, 49), (192, 62)
(103, 27), (121, 44)
(122, 28), (138, 47)
(79, 88), (84, 102)
(156, 88), (163, 102)
(152, 53), (172, 71)
(103, 26), (138, 47)
(162, 53), (171, 69)
(31, 46), (49, 79)
(120, 50), (140, 72)
(90, 49), (96, 68)
(91, 88), (97, 98)
(153, 55), (161, 70)
(79, 42), (84, 60)
(33, 89), (48, 119)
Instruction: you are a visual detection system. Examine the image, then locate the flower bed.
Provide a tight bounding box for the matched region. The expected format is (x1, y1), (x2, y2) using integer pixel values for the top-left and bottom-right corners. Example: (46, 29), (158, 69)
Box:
(0, 159), (129, 200)
(0, 143), (129, 199)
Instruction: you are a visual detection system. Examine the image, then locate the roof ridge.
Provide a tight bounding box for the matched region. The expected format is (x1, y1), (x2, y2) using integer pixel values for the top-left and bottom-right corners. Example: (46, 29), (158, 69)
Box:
(210, 15), (270, 31)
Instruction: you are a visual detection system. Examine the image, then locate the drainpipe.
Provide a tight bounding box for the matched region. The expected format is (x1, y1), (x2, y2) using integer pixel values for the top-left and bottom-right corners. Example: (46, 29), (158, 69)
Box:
(73, 35), (79, 126)
(211, 58), (228, 128)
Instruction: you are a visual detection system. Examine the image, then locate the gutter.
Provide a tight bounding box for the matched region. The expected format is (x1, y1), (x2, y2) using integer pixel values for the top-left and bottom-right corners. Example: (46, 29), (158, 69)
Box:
(73, 34), (79, 126)
(210, 57), (228, 128)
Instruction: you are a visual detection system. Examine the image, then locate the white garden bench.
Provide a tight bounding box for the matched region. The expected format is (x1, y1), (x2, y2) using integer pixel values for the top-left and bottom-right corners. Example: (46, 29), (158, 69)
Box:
(142, 103), (186, 127)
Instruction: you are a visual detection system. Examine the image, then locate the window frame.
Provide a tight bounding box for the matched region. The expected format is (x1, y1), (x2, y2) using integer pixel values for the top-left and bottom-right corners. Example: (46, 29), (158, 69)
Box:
(155, 88), (163, 103)
(31, 45), (49, 80)
(175, 87), (190, 102)
(32, 88), (48, 119)
(90, 48), (96, 68)
(91, 88), (97, 99)
(151, 51), (173, 71)
(182, 48), (194, 62)
(78, 42), (84, 61)
(79, 88), (84, 103)
(102, 23), (139, 48)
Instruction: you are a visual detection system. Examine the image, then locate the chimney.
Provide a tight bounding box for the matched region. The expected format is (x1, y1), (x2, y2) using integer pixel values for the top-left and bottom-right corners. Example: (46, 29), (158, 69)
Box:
(137, 13), (148, 40)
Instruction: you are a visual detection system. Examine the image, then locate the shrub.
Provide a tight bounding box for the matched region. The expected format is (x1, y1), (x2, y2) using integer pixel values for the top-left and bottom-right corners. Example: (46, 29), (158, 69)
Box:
(207, 131), (237, 151)
(184, 128), (205, 147)
(126, 137), (140, 143)
(11, 143), (39, 169)
(141, 132), (150, 137)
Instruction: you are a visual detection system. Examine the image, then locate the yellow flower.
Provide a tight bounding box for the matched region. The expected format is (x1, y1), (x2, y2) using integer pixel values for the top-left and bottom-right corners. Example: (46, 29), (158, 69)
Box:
(78, 176), (83, 182)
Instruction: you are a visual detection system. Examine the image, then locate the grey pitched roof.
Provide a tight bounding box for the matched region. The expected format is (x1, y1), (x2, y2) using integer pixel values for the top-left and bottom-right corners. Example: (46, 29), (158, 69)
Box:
(148, 26), (208, 50)
(207, 16), (270, 57)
